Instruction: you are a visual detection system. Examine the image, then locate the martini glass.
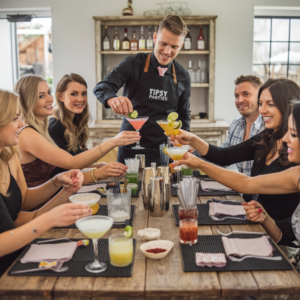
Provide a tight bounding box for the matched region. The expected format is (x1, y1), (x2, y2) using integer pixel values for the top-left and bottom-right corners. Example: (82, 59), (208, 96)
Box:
(163, 147), (188, 184)
(76, 215), (114, 273)
(125, 116), (149, 149)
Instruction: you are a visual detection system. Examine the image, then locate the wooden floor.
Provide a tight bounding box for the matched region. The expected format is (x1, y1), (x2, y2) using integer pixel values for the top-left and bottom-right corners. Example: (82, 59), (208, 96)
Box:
(1, 192), (300, 300)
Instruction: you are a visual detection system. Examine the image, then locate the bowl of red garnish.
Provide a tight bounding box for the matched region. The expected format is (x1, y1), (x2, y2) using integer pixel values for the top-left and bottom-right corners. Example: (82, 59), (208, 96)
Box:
(140, 240), (174, 259)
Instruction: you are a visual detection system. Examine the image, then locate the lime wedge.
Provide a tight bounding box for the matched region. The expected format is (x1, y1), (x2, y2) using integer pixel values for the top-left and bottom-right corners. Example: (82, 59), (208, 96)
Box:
(167, 112), (178, 122)
(124, 225), (133, 238)
(173, 120), (182, 129)
(128, 110), (138, 119)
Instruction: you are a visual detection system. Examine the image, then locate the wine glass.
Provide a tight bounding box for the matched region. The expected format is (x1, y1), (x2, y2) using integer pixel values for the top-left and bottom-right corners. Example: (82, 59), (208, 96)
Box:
(199, 60), (207, 71)
(182, 2), (191, 15)
(76, 215), (114, 273)
(157, 3), (166, 15)
(125, 116), (149, 149)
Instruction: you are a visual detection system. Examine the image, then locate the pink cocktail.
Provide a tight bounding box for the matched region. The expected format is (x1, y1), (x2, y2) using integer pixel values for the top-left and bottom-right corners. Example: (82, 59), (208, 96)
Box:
(125, 116), (149, 149)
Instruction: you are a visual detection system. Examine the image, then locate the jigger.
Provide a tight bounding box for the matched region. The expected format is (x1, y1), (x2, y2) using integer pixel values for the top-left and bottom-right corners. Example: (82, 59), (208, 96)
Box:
(135, 154), (145, 181)
(157, 166), (171, 211)
(142, 167), (156, 210)
(149, 177), (165, 217)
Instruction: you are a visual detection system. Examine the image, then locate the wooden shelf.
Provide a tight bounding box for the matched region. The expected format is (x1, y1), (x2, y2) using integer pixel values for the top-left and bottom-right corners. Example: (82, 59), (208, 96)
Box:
(102, 50), (209, 55)
(191, 83), (209, 87)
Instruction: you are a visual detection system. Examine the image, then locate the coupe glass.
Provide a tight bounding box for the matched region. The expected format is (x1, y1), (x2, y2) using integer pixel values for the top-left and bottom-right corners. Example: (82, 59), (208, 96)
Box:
(182, 2), (191, 15)
(76, 215), (113, 273)
(157, 3), (166, 15)
(125, 116), (149, 149)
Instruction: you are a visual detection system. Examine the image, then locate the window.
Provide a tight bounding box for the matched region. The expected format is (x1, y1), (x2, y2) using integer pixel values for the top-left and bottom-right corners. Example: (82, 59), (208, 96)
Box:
(253, 17), (300, 84)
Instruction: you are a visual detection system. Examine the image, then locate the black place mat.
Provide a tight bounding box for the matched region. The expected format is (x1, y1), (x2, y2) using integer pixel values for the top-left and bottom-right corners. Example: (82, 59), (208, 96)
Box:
(57, 205), (135, 229)
(171, 180), (240, 196)
(8, 238), (136, 277)
(172, 203), (256, 226)
(180, 234), (292, 272)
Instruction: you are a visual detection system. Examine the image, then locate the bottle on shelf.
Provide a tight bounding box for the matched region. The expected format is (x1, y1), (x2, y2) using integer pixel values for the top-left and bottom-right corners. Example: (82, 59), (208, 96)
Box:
(139, 26), (146, 50)
(122, 28), (130, 50)
(196, 61), (201, 83)
(197, 26), (205, 50)
(130, 30), (138, 51)
(183, 28), (192, 50)
(102, 26), (110, 51)
(187, 60), (196, 83)
(113, 27), (121, 51)
(122, 0), (134, 16)
(146, 26), (153, 50)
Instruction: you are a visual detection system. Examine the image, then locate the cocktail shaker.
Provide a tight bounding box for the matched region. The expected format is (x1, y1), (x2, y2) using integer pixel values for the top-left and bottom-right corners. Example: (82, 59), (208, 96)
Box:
(157, 166), (171, 211)
(142, 167), (156, 210)
(149, 177), (165, 217)
(135, 154), (145, 181)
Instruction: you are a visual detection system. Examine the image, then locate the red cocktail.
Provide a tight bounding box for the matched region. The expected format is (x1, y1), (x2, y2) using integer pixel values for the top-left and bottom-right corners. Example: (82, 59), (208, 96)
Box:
(178, 205), (198, 221)
(179, 219), (198, 244)
(125, 116), (149, 149)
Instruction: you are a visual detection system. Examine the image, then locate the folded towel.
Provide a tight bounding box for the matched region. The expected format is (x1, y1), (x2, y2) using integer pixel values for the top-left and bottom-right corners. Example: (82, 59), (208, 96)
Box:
(195, 253), (226, 268)
(209, 202), (246, 217)
(77, 183), (107, 193)
(20, 242), (77, 263)
(201, 180), (232, 192)
(222, 236), (273, 259)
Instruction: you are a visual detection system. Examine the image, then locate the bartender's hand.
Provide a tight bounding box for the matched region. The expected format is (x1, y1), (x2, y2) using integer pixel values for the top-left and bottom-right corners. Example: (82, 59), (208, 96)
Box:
(169, 129), (197, 146)
(107, 96), (133, 116)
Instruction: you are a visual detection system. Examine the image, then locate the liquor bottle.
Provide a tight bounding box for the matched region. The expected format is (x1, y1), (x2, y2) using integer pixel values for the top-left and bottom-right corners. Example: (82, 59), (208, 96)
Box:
(183, 28), (192, 50)
(196, 60), (201, 83)
(146, 26), (153, 50)
(113, 27), (120, 51)
(130, 30), (138, 51)
(122, 0), (133, 16)
(102, 26), (110, 51)
(187, 60), (196, 83)
(122, 28), (130, 50)
(197, 27), (205, 50)
(139, 26), (146, 50)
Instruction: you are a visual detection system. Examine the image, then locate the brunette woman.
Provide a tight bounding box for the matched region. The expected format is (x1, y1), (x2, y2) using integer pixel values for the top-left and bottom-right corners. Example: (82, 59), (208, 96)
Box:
(171, 78), (300, 221)
(0, 90), (90, 275)
(15, 74), (139, 188)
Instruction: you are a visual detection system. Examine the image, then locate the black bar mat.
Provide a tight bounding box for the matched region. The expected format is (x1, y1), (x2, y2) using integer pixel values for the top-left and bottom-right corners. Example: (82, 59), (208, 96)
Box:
(172, 203), (256, 226)
(180, 234), (293, 272)
(57, 205), (135, 229)
(8, 238), (136, 277)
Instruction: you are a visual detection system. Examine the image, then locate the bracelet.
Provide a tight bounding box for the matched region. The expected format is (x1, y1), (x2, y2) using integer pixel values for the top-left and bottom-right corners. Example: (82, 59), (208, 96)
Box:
(90, 168), (98, 183)
(30, 221), (37, 234)
(99, 144), (105, 156)
(51, 179), (59, 188)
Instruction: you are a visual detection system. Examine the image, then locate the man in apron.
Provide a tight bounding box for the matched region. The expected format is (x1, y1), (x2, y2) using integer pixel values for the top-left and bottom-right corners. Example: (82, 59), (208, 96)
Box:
(94, 15), (191, 167)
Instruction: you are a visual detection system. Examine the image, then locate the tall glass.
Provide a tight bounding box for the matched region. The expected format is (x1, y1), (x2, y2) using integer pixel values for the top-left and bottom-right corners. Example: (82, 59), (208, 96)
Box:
(125, 116), (149, 149)
(76, 215), (113, 273)
(179, 218), (198, 244)
(109, 233), (133, 267)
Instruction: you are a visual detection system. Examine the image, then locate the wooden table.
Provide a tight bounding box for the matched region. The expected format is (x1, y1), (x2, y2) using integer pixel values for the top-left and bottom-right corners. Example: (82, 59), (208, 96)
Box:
(1, 193), (300, 300)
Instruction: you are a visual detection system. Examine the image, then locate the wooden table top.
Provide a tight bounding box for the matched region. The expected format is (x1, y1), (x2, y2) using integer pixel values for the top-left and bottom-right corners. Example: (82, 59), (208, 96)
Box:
(1, 193), (300, 300)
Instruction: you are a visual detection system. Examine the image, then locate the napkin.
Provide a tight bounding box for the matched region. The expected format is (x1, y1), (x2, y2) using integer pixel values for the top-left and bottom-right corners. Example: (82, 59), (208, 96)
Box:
(201, 180), (232, 192)
(77, 183), (107, 193)
(209, 202), (246, 217)
(20, 242), (78, 263)
(221, 236), (273, 259)
(195, 253), (226, 268)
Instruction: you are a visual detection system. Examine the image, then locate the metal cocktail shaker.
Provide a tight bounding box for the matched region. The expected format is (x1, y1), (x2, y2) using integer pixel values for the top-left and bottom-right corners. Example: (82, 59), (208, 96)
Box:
(149, 177), (165, 217)
(142, 167), (156, 210)
(157, 166), (171, 211)
(135, 154), (145, 181)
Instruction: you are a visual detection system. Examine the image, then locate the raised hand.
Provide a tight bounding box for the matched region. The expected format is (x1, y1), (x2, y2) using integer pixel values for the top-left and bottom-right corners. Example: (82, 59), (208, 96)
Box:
(242, 200), (267, 223)
(95, 161), (128, 180)
(113, 131), (141, 146)
(176, 152), (201, 169)
(169, 129), (197, 146)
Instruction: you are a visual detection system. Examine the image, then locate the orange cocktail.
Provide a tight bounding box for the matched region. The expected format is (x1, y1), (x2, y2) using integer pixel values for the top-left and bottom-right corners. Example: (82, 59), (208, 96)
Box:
(156, 120), (180, 136)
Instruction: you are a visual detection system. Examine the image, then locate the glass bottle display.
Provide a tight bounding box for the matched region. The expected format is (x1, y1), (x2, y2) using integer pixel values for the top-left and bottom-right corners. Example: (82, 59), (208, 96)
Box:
(130, 30), (138, 51)
(102, 26), (110, 51)
(139, 26), (146, 50)
(146, 26), (153, 50)
(196, 60), (201, 83)
(187, 60), (196, 83)
(113, 27), (120, 51)
(184, 28), (192, 50)
(122, 28), (130, 50)
(122, 0), (133, 16)
(197, 27), (205, 50)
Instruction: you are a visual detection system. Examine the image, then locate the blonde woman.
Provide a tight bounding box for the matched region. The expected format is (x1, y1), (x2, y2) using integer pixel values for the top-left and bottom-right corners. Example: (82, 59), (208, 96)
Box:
(15, 74), (139, 188)
(0, 90), (90, 275)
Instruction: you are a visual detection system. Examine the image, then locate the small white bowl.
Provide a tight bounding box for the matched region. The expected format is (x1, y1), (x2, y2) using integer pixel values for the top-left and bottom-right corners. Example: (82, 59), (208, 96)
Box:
(69, 193), (100, 208)
(140, 240), (174, 259)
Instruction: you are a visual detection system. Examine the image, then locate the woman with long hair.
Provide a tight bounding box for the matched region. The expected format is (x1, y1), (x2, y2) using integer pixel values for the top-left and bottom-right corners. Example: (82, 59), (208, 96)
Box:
(0, 90), (89, 275)
(15, 74), (139, 188)
(171, 78), (300, 221)
(176, 101), (300, 250)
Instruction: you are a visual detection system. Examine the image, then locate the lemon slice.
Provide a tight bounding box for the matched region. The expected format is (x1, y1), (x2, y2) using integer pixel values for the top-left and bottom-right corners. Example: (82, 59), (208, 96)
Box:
(173, 120), (182, 129)
(167, 112), (178, 123)
(124, 225), (133, 238)
(90, 203), (99, 215)
(163, 147), (169, 156)
(128, 110), (138, 119)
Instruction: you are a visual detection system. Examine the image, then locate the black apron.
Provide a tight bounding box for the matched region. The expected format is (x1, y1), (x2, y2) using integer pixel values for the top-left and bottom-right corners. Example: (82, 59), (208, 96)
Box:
(117, 53), (179, 167)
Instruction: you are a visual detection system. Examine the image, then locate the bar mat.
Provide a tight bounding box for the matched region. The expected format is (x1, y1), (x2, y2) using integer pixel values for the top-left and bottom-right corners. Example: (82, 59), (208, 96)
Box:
(172, 204), (256, 226)
(171, 181), (239, 197)
(93, 181), (141, 198)
(180, 234), (292, 272)
(8, 238), (136, 277)
(57, 205), (135, 229)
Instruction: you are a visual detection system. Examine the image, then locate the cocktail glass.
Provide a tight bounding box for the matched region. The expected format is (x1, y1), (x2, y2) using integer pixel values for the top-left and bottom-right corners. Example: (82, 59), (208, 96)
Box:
(76, 215), (114, 273)
(109, 233), (133, 267)
(156, 119), (180, 137)
(179, 218), (198, 244)
(125, 116), (149, 149)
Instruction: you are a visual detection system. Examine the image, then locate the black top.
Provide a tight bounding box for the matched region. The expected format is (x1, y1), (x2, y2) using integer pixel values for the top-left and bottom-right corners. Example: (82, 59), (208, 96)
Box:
(0, 172), (24, 274)
(203, 131), (299, 221)
(276, 217), (297, 247)
(93, 52), (191, 132)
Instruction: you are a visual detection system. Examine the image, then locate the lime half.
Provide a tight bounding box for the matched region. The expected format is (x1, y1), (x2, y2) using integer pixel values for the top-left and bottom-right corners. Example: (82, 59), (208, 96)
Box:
(128, 110), (138, 119)
(124, 225), (133, 238)
(173, 120), (182, 129)
(167, 112), (178, 123)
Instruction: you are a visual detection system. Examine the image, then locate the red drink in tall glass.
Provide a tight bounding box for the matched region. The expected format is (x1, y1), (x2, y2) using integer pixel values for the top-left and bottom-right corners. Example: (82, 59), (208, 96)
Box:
(179, 219), (198, 244)
(178, 205), (198, 221)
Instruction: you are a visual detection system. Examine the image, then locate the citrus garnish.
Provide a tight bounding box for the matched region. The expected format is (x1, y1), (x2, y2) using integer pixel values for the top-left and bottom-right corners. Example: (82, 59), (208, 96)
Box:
(128, 110), (138, 119)
(173, 120), (182, 129)
(167, 112), (178, 123)
(163, 147), (169, 156)
(124, 225), (133, 238)
(90, 203), (99, 215)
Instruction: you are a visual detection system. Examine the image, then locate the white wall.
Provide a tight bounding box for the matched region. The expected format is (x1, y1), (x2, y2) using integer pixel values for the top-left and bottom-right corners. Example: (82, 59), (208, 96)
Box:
(1, 0), (300, 125)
